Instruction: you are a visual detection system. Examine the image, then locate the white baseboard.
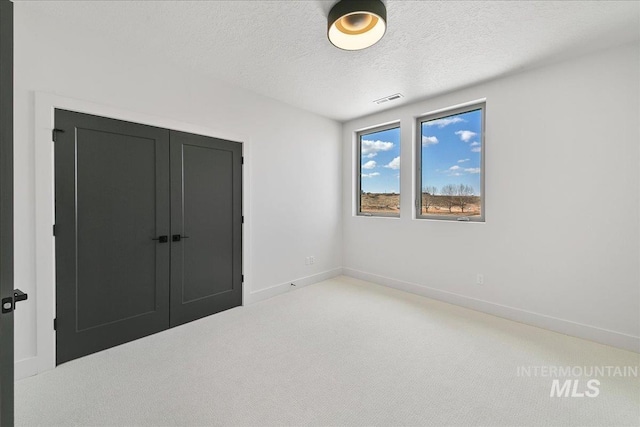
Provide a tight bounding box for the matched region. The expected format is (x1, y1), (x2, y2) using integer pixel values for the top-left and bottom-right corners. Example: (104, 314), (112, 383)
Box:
(15, 357), (38, 381)
(247, 267), (343, 305)
(343, 268), (640, 353)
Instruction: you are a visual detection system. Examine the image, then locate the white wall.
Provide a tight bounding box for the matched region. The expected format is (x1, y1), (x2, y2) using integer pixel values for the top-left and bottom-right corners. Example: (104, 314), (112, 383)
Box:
(13, 4), (638, 378)
(14, 5), (342, 372)
(342, 42), (640, 351)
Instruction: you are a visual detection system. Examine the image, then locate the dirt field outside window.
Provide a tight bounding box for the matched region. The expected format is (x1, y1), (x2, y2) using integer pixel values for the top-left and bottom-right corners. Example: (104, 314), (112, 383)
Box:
(360, 193), (481, 216)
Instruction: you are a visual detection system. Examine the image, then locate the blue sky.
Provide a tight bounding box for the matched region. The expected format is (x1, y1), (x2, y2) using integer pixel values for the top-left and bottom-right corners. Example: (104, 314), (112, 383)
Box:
(421, 109), (482, 195)
(359, 109), (482, 195)
(360, 126), (401, 194)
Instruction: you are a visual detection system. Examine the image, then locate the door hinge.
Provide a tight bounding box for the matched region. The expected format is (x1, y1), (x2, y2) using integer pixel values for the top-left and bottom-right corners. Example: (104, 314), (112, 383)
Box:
(241, 157), (244, 165)
(53, 318), (57, 330)
(241, 274), (244, 283)
(242, 216), (244, 224)
(53, 224), (56, 236)
(52, 128), (64, 142)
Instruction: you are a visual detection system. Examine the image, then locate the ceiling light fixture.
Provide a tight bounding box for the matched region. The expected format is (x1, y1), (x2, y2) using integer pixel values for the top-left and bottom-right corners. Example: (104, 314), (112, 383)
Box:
(328, 0), (387, 51)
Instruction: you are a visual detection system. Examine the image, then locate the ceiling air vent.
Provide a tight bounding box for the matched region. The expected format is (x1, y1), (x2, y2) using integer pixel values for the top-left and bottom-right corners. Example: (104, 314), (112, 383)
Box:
(374, 93), (403, 105)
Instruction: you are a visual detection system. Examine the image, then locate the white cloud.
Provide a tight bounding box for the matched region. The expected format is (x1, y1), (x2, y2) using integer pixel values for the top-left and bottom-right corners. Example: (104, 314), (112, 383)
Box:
(470, 141), (480, 147)
(365, 153), (377, 158)
(422, 135), (439, 146)
(362, 160), (377, 170)
(457, 158), (470, 163)
(423, 117), (464, 128)
(384, 156), (400, 170)
(361, 172), (380, 178)
(455, 130), (477, 142)
(464, 168), (481, 174)
(449, 165), (461, 171)
(471, 147), (481, 153)
(361, 140), (394, 156)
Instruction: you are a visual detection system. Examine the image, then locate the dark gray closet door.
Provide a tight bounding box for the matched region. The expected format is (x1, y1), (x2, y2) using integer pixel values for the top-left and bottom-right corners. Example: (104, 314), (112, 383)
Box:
(0, 0), (13, 423)
(169, 131), (242, 327)
(55, 109), (171, 365)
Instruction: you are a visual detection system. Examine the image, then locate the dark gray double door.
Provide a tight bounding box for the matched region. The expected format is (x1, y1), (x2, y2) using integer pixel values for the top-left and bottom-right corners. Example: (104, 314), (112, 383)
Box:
(55, 109), (242, 365)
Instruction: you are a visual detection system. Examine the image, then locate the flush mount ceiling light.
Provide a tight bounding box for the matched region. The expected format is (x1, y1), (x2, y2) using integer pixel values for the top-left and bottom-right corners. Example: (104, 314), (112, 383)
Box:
(328, 0), (387, 51)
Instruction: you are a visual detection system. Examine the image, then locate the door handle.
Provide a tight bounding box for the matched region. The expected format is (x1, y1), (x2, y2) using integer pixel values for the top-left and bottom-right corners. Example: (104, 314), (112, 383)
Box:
(172, 234), (190, 242)
(1, 289), (28, 314)
(152, 235), (168, 243)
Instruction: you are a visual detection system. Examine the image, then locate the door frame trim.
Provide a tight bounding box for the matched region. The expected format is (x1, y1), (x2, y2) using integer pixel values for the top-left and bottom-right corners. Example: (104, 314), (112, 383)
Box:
(33, 91), (251, 376)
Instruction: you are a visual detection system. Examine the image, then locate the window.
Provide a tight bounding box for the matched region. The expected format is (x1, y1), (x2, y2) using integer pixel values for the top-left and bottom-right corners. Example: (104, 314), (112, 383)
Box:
(356, 123), (401, 216)
(417, 103), (485, 221)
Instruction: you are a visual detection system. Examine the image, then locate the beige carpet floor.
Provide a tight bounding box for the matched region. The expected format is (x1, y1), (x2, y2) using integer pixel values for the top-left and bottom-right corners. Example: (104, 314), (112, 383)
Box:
(15, 276), (640, 426)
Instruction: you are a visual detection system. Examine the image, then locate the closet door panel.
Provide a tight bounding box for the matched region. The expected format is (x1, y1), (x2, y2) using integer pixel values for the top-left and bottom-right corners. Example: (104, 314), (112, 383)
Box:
(170, 131), (242, 327)
(55, 109), (171, 365)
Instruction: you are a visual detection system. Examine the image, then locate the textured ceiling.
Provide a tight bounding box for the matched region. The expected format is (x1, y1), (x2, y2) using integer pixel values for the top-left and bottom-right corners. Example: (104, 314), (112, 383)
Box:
(17, 0), (640, 121)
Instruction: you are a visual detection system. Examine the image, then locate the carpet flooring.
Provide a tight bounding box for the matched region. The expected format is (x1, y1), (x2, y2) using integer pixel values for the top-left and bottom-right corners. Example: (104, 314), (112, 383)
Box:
(14, 276), (640, 426)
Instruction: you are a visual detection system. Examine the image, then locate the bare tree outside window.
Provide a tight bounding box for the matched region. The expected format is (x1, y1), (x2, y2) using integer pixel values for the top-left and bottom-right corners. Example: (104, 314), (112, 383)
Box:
(422, 185), (437, 213)
(456, 184), (475, 213)
(441, 184), (457, 213)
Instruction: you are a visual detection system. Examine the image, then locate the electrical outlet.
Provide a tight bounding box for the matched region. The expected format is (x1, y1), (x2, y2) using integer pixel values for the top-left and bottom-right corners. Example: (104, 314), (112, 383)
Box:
(476, 274), (484, 285)
(310, 256), (315, 265)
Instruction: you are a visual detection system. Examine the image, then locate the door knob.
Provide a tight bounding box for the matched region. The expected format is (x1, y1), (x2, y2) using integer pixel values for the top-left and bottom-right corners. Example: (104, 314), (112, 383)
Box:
(172, 234), (190, 242)
(152, 235), (168, 243)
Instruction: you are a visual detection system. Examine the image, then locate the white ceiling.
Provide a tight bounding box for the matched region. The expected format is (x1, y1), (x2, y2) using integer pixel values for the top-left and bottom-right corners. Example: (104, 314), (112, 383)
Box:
(18, 0), (640, 121)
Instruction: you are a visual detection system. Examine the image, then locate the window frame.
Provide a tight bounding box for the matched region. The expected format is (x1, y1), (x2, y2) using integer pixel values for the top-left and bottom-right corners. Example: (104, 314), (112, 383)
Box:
(415, 102), (486, 222)
(356, 122), (401, 218)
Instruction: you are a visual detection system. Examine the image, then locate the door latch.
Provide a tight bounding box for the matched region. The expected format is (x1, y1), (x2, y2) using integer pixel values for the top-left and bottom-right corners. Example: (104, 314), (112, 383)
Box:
(152, 235), (168, 243)
(1, 289), (28, 314)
